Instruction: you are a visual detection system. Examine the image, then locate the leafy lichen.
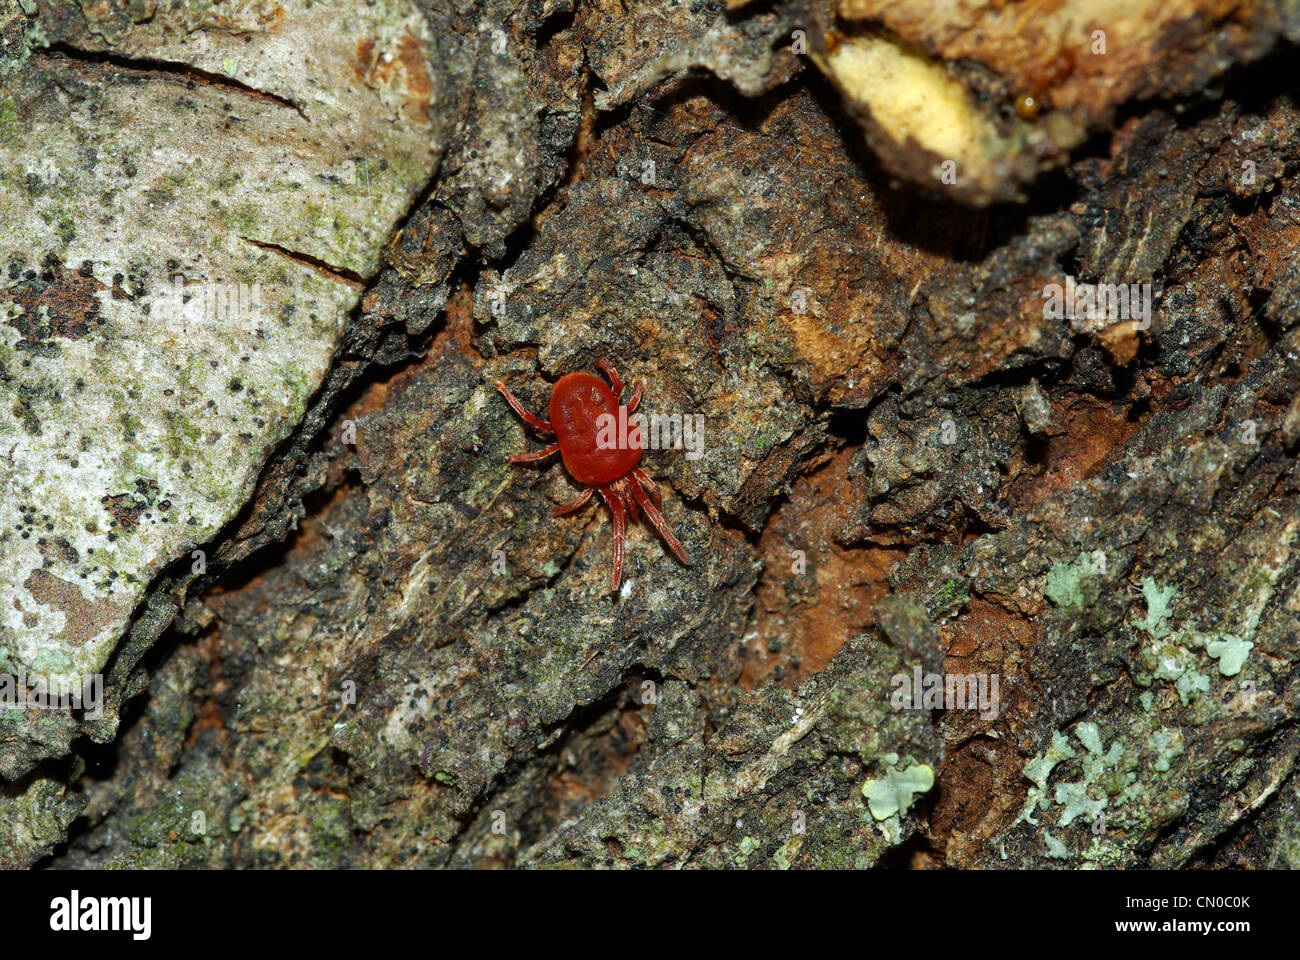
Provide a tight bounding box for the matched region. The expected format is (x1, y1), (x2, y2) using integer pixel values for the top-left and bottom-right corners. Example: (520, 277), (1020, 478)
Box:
(861, 755), (936, 821)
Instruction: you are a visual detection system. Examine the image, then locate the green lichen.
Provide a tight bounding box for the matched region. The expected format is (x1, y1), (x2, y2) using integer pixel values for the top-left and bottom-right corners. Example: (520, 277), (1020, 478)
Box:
(1205, 635), (1253, 676)
(772, 835), (801, 870)
(1151, 641), (1209, 706)
(1147, 728), (1184, 773)
(1054, 780), (1106, 827)
(29, 646), (74, 675)
(0, 99), (19, 149)
(1175, 669), (1210, 704)
(1044, 552), (1097, 608)
(929, 578), (970, 616)
(1074, 721), (1103, 755)
(1043, 830), (1070, 860)
(1021, 723), (1150, 838)
(1023, 731), (1076, 791)
(734, 834), (760, 867)
(1050, 725), (1131, 828)
(861, 756), (935, 821)
(1137, 578), (1177, 640)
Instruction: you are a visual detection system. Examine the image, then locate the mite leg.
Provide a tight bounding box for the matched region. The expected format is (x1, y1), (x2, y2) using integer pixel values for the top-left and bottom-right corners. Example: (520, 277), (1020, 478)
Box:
(552, 486), (594, 516)
(623, 481), (641, 523)
(596, 359), (623, 399)
(628, 481), (689, 566)
(632, 468), (662, 508)
(495, 379), (554, 433)
(601, 486), (628, 592)
(508, 442), (559, 464)
(626, 379), (644, 413)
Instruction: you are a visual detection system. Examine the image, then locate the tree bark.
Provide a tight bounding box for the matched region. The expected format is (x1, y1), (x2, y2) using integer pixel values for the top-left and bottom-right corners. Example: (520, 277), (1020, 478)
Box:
(2, 0), (1300, 869)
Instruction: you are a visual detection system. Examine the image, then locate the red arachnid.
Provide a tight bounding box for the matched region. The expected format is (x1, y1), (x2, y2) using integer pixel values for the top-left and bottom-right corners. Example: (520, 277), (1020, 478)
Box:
(496, 360), (690, 592)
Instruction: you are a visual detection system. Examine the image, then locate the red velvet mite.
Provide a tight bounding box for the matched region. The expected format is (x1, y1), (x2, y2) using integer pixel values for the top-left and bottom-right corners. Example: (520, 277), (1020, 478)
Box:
(495, 359), (690, 593)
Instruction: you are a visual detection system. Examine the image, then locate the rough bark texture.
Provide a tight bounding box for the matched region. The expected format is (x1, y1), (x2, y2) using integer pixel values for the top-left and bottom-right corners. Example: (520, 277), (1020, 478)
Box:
(1, 0), (1299, 869)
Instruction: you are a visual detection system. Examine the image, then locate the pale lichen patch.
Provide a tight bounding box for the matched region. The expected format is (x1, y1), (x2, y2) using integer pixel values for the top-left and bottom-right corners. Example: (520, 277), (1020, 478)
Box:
(0, 0), (444, 756)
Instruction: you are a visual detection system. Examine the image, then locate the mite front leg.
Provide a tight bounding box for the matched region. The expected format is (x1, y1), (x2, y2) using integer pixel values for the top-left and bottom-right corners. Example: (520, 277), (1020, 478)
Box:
(508, 443), (559, 464)
(626, 379), (644, 413)
(596, 359), (623, 399)
(495, 379), (554, 433)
